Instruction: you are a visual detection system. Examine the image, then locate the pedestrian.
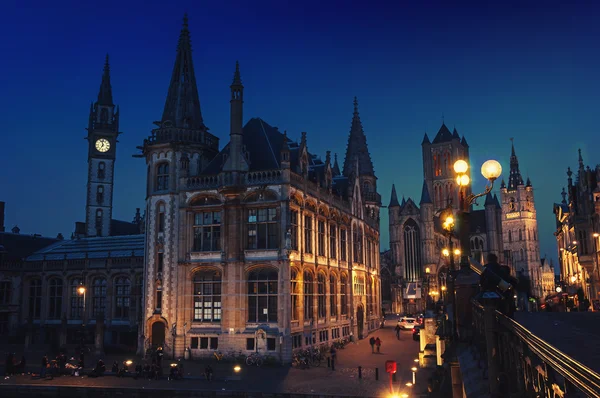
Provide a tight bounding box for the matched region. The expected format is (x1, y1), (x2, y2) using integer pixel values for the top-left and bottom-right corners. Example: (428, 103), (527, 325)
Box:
(369, 336), (376, 353)
(375, 337), (382, 353)
(40, 355), (48, 379)
(395, 323), (401, 340)
(205, 364), (213, 381)
(329, 345), (337, 365)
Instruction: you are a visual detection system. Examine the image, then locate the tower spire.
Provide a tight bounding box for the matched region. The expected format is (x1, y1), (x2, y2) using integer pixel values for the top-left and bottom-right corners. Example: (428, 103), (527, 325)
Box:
(389, 184), (400, 207)
(223, 61), (247, 172)
(332, 153), (341, 176)
(161, 14), (205, 130)
(342, 97), (374, 177)
(97, 54), (113, 106)
(507, 138), (524, 190)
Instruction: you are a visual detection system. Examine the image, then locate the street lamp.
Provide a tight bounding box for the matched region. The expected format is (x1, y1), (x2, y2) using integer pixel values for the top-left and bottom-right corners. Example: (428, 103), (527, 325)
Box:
(77, 285), (86, 324)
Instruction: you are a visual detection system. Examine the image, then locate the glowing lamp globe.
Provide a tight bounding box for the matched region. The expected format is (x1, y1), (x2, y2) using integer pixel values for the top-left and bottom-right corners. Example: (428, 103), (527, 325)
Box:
(442, 248), (450, 257)
(425, 267), (430, 274)
(78, 287), (86, 295)
(454, 248), (461, 256)
(454, 159), (469, 174)
(481, 160), (502, 181)
(459, 175), (470, 186)
(571, 276), (577, 283)
(556, 287), (562, 293)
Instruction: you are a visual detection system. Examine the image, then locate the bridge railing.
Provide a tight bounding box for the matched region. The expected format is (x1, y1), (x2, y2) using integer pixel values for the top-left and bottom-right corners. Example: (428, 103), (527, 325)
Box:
(471, 300), (600, 397)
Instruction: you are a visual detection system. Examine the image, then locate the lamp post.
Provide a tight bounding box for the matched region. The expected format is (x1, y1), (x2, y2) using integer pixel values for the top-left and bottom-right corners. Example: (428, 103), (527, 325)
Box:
(424, 267), (431, 310)
(77, 285), (86, 347)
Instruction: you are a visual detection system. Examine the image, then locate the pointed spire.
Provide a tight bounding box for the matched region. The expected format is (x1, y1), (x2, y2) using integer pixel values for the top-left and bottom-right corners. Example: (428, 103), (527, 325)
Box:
(561, 187), (567, 204)
(461, 135), (469, 147)
(161, 14), (205, 130)
(389, 184), (400, 207)
(578, 148), (584, 169)
(421, 132), (430, 145)
(419, 181), (432, 205)
(281, 130), (290, 151)
(332, 153), (341, 176)
(97, 54), (113, 106)
(493, 194), (501, 208)
(342, 97), (375, 177)
(432, 123), (453, 144)
(401, 196), (406, 206)
(507, 138), (524, 190)
(500, 179), (506, 189)
(452, 127), (460, 139)
(232, 60), (242, 86)
(526, 177), (532, 187)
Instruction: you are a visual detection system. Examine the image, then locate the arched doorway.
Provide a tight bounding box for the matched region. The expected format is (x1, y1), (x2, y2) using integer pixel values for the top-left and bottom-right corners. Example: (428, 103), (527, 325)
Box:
(151, 322), (165, 348)
(356, 305), (364, 339)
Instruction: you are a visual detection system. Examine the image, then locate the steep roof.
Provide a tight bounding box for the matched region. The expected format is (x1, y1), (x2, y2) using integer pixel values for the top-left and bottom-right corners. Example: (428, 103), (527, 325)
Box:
(97, 54), (113, 106)
(342, 97), (375, 177)
(0, 232), (59, 262)
(27, 234), (145, 261)
(389, 184), (400, 207)
(161, 14), (205, 130)
(432, 123), (453, 144)
(419, 181), (432, 205)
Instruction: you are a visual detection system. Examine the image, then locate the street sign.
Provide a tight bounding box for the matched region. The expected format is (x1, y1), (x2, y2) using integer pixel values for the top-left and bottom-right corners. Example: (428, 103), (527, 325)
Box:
(385, 360), (397, 374)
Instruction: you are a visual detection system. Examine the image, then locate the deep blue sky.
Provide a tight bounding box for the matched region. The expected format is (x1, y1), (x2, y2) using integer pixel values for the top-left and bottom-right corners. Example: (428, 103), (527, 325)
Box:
(2, 0), (598, 269)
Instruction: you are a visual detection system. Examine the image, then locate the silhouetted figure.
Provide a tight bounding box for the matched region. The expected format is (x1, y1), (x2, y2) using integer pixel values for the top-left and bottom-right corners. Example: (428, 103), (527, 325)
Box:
(41, 355), (48, 378)
(375, 337), (382, 353)
(395, 323), (401, 340)
(516, 269), (531, 312)
(204, 364), (213, 381)
(111, 361), (119, 373)
(480, 253), (517, 317)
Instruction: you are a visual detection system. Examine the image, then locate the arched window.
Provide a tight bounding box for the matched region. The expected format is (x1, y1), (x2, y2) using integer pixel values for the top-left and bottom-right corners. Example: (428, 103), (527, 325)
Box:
(291, 269), (299, 321)
(97, 162), (105, 179)
(114, 277), (131, 319)
(158, 203), (165, 233)
(443, 152), (450, 175)
(156, 162), (169, 191)
(29, 279), (42, 319)
(97, 185), (104, 204)
(403, 219), (422, 282)
(303, 271), (314, 321)
(193, 270), (222, 323)
(317, 272), (326, 318)
(508, 230), (512, 243)
(248, 269), (278, 322)
(329, 274), (337, 317)
(340, 273), (348, 315)
(95, 209), (103, 236)
(48, 279), (63, 319)
(92, 278), (107, 317)
(366, 276), (373, 315)
(353, 227), (363, 263)
(70, 279), (84, 319)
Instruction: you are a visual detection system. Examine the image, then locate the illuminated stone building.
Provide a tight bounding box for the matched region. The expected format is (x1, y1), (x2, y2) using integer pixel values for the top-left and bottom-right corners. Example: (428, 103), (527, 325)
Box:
(138, 16), (381, 361)
(540, 258), (556, 298)
(553, 149), (600, 303)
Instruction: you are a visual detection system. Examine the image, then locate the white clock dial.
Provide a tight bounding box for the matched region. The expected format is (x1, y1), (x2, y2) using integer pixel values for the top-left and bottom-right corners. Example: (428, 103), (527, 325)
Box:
(95, 138), (110, 152)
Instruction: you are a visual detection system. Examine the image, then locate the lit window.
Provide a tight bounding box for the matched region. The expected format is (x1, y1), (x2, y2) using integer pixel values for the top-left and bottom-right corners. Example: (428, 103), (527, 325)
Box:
(193, 211), (221, 251)
(193, 271), (222, 323)
(248, 269), (278, 322)
(247, 208), (278, 250)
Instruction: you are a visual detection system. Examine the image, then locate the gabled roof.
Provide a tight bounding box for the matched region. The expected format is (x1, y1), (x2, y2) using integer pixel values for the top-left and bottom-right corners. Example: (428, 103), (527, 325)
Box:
(432, 123), (453, 144)
(27, 234), (145, 262)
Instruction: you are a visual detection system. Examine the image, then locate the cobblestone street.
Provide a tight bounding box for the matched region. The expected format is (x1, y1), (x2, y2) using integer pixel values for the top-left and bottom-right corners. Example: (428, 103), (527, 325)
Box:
(1, 322), (430, 397)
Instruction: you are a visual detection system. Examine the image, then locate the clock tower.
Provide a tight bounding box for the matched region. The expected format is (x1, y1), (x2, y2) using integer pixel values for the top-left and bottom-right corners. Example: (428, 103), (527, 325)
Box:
(500, 139), (542, 297)
(84, 55), (120, 237)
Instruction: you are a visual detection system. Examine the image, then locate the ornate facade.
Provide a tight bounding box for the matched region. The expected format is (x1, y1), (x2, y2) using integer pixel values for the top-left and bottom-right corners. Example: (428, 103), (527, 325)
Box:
(138, 17), (381, 362)
(553, 149), (600, 304)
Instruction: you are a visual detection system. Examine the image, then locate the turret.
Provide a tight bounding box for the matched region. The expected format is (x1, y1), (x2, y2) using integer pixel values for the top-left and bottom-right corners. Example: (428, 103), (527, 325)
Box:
(223, 61), (248, 172)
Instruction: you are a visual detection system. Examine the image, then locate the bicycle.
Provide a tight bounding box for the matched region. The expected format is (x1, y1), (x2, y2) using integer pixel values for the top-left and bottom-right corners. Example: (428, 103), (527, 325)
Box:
(245, 352), (264, 367)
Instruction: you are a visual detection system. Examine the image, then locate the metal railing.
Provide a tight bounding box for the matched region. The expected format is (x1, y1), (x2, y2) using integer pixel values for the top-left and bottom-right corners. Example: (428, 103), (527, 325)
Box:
(471, 300), (600, 397)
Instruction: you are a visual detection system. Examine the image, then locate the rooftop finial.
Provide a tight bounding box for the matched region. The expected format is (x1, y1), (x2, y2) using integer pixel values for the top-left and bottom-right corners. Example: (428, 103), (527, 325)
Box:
(104, 54), (110, 72)
(353, 96), (359, 114)
(578, 148), (584, 168)
(232, 61), (242, 85)
(510, 137), (515, 156)
(97, 54), (113, 105)
(183, 13), (189, 29)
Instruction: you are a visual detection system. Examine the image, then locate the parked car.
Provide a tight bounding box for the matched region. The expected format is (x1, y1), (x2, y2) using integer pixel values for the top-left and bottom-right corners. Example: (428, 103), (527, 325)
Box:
(412, 325), (421, 341)
(398, 317), (417, 330)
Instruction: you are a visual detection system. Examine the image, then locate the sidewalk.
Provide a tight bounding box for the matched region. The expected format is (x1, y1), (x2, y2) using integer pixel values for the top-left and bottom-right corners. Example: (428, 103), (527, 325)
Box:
(1, 324), (431, 397)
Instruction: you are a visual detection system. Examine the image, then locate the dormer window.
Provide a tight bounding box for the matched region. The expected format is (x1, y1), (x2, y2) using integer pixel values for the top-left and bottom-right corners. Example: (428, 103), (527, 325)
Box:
(156, 163), (169, 191)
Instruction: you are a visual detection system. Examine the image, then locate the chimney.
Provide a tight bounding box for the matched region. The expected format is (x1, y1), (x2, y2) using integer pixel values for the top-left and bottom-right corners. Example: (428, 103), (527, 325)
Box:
(0, 201), (5, 232)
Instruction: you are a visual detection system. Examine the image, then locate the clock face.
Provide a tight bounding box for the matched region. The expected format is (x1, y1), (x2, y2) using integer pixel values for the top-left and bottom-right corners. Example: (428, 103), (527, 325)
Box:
(95, 138), (110, 153)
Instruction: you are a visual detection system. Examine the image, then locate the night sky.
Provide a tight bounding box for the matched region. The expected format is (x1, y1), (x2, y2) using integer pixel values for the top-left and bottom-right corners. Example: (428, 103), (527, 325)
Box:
(2, 0), (599, 269)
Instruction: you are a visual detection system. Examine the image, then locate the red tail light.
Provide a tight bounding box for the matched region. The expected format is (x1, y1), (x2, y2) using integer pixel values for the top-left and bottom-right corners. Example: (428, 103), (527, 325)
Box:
(412, 328), (417, 334)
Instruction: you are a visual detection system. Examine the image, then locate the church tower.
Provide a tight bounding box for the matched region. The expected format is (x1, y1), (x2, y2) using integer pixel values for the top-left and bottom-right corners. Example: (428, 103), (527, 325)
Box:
(85, 55), (120, 237)
(421, 124), (471, 212)
(500, 140), (542, 295)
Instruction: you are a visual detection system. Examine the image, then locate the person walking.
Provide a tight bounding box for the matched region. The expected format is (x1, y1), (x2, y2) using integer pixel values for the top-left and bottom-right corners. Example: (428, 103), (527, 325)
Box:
(395, 323), (401, 340)
(375, 337), (382, 353)
(369, 336), (376, 353)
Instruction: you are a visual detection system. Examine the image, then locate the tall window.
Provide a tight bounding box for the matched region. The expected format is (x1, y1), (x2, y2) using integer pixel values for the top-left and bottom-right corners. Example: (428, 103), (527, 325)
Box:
(290, 210), (299, 250)
(329, 225), (337, 259)
(29, 279), (42, 319)
(156, 288), (162, 311)
(70, 279), (84, 319)
(48, 279), (63, 319)
(158, 203), (165, 233)
(366, 239), (372, 267)
(193, 211), (222, 251)
(0, 281), (11, 305)
(304, 215), (313, 254)
(403, 219), (422, 282)
(329, 274), (337, 317)
(114, 277), (131, 319)
(353, 228), (363, 263)
(97, 162), (105, 179)
(95, 209), (103, 236)
(193, 271), (222, 322)
(340, 229), (347, 261)
(519, 229), (523, 241)
(157, 252), (164, 273)
(354, 276), (365, 295)
(340, 273), (348, 315)
(291, 269), (299, 321)
(366, 276), (373, 315)
(248, 269), (278, 322)
(156, 163), (169, 191)
(317, 272), (326, 318)
(97, 185), (104, 204)
(317, 220), (326, 256)
(92, 278), (107, 317)
(508, 230), (512, 243)
(578, 230), (589, 254)
(247, 208), (278, 249)
(303, 271), (314, 320)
